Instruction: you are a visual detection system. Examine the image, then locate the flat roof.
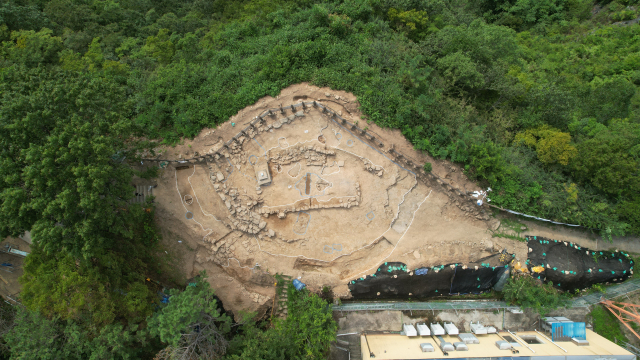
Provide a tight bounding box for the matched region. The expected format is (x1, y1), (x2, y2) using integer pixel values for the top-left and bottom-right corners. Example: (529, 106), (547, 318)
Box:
(361, 329), (635, 360)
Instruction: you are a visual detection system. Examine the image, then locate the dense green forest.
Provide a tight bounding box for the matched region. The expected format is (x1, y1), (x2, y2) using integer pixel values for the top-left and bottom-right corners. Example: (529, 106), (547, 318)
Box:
(0, 0), (639, 358)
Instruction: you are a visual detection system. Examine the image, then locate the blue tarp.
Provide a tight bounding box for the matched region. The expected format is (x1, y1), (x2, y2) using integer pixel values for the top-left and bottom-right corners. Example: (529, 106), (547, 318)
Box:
(293, 279), (306, 291)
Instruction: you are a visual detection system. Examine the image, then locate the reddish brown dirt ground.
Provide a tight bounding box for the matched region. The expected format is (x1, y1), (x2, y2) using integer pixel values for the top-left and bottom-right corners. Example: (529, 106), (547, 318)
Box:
(149, 84), (529, 318)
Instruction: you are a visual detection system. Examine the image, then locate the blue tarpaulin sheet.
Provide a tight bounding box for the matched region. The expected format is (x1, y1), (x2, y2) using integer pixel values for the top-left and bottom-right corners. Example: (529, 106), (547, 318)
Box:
(293, 279), (306, 291)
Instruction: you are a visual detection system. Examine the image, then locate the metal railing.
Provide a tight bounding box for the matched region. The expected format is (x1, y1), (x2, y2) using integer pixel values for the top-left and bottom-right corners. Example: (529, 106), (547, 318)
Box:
(334, 300), (521, 313)
(335, 278), (640, 312)
(570, 278), (640, 307)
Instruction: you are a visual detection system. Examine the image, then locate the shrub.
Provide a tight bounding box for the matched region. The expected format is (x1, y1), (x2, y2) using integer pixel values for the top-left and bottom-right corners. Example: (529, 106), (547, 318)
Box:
(503, 274), (567, 315)
(423, 162), (432, 172)
(589, 305), (628, 343)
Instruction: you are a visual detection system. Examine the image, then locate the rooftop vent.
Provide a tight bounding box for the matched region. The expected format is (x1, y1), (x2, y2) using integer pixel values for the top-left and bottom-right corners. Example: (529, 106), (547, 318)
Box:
(440, 341), (455, 352)
(458, 333), (479, 344)
(572, 338), (589, 346)
(420, 343), (435, 352)
(520, 335), (543, 344)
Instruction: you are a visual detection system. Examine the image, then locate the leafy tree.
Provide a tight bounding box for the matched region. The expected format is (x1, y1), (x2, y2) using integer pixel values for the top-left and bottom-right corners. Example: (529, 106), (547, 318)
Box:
(468, 141), (508, 183)
(475, 0), (568, 29)
(387, 8), (435, 41)
(571, 119), (640, 196)
(20, 243), (157, 329)
(147, 272), (232, 360)
(617, 195), (640, 236)
(436, 51), (486, 93)
(227, 282), (336, 360)
(0, 66), (139, 259)
(503, 274), (567, 315)
(515, 125), (577, 165)
(4, 307), (151, 360)
(143, 28), (175, 65)
(2, 28), (63, 67)
(0, 2), (50, 32)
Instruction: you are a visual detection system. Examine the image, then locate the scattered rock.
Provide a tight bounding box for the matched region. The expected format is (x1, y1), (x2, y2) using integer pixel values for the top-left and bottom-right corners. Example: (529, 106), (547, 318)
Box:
(488, 219), (500, 231)
(484, 240), (493, 252)
(413, 250), (420, 259)
(268, 229), (275, 237)
(216, 172), (224, 181)
(337, 160), (344, 167)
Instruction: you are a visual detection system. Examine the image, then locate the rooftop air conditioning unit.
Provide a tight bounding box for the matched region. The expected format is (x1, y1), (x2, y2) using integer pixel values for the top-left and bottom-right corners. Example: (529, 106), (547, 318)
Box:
(403, 324), (417, 337)
(444, 322), (459, 335)
(430, 323), (445, 336)
(496, 340), (511, 350)
(417, 323), (431, 336)
(454, 342), (469, 351)
(470, 322), (488, 335)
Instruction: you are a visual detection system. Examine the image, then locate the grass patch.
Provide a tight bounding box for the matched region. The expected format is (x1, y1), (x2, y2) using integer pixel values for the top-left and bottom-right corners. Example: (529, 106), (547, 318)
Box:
(589, 305), (628, 343)
(492, 232), (527, 242)
(491, 216), (528, 242)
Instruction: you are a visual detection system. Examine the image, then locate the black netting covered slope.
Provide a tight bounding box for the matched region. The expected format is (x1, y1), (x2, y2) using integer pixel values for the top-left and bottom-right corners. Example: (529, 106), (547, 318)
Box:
(348, 254), (510, 300)
(526, 236), (633, 291)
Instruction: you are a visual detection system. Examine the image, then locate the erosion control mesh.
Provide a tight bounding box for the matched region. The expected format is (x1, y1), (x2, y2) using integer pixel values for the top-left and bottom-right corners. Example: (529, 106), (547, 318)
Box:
(526, 236), (633, 291)
(348, 253), (510, 299)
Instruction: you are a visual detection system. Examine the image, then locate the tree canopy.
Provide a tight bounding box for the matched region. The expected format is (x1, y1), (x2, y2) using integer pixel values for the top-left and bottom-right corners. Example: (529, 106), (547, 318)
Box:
(1, 0), (640, 357)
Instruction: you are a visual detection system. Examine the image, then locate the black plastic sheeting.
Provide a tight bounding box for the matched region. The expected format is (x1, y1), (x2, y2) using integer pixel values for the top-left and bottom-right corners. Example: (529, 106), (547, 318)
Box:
(526, 236), (633, 291)
(348, 254), (510, 300)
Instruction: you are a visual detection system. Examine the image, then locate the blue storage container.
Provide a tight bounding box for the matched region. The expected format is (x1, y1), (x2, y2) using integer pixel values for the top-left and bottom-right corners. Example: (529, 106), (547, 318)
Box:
(293, 279), (306, 291)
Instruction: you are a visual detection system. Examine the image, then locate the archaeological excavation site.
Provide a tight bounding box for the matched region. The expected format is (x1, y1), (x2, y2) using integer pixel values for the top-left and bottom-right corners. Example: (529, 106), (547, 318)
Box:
(141, 84), (632, 318)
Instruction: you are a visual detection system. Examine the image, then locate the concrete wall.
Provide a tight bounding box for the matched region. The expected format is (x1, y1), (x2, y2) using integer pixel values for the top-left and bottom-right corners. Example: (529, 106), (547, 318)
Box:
(335, 307), (591, 334)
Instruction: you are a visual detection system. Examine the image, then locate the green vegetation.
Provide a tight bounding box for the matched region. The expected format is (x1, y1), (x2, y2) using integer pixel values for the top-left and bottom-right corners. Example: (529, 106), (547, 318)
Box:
(1, 0), (640, 357)
(589, 305), (628, 343)
(146, 272), (233, 359)
(227, 281), (336, 359)
(491, 216), (528, 241)
(503, 275), (568, 314)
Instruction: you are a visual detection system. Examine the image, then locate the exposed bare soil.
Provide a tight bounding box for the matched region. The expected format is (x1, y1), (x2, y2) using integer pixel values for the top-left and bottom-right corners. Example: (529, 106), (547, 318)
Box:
(150, 83), (529, 318)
